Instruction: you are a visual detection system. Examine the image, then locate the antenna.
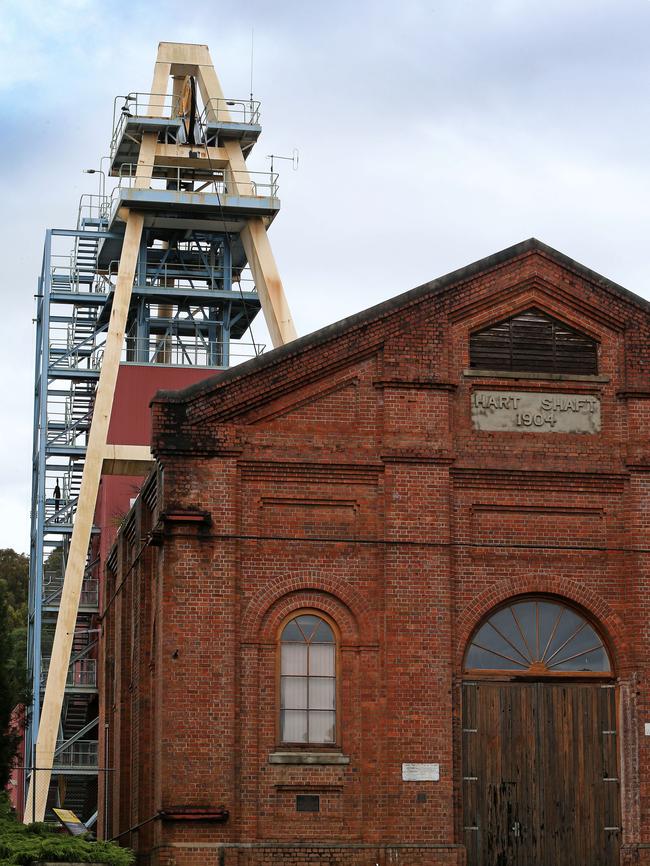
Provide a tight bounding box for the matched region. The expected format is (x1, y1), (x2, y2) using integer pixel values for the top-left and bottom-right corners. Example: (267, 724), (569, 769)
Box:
(250, 26), (254, 108)
(266, 149), (300, 175)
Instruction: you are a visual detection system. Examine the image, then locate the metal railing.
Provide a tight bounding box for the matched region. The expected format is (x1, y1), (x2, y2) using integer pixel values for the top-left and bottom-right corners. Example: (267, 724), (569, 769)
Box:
(42, 577), (99, 609)
(41, 658), (97, 689)
(43, 496), (78, 530)
(48, 324), (104, 372)
(105, 258), (257, 294)
(201, 97), (261, 125)
(123, 334), (262, 367)
(111, 92), (262, 156)
(113, 163), (278, 199)
(46, 408), (91, 448)
(53, 739), (98, 768)
(77, 194), (111, 229)
(111, 91), (179, 155)
(49, 259), (110, 295)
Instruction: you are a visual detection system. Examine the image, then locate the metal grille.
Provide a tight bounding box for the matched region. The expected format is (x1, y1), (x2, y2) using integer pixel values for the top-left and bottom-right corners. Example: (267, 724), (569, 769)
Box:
(470, 308), (598, 375)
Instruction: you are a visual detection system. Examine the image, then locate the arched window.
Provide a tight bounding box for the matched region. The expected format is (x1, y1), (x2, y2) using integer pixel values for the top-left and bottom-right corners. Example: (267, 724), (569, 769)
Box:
(280, 613), (336, 744)
(464, 598), (611, 675)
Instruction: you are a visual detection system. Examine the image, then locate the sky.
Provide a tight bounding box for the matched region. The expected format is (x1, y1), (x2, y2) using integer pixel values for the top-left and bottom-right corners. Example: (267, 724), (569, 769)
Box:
(2, 0), (650, 553)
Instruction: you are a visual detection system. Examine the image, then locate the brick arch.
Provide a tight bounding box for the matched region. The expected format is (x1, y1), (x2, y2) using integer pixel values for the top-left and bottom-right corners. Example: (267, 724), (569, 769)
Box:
(242, 574), (373, 645)
(455, 577), (631, 675)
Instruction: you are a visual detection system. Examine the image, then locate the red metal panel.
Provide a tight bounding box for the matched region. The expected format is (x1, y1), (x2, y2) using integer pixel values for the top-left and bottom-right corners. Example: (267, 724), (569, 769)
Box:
(99, 367), (218, 589)
(107, 364), (218, 445)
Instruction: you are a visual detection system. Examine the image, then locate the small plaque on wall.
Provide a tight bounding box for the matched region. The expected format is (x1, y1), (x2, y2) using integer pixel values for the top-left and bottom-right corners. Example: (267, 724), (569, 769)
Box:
(471, 390), (601, 434)
(402, 763), (440, 781)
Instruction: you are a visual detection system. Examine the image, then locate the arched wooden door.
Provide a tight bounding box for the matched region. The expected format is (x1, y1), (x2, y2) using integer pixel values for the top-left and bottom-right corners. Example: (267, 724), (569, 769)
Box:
(462, 598), (620, 866)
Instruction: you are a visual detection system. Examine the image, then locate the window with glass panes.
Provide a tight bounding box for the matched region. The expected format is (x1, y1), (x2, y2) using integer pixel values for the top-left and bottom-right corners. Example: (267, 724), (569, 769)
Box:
(280, 614), (336, 744)
(464, 598), (611, 674)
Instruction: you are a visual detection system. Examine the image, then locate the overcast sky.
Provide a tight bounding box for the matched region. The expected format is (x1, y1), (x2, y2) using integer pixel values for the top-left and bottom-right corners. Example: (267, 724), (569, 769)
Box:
(2, 0), (650, 553)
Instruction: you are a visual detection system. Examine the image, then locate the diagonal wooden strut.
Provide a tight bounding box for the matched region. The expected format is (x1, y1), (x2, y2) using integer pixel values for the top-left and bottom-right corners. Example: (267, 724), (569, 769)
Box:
(24, 210), (144, 821)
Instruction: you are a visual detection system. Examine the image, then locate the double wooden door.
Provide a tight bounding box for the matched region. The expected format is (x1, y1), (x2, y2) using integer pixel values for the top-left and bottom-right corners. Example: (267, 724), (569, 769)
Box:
(462, 681), (620, 866)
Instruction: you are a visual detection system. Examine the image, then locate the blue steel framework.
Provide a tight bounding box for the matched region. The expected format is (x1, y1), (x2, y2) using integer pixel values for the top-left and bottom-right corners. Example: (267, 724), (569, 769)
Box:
(26, 89), (275, 819)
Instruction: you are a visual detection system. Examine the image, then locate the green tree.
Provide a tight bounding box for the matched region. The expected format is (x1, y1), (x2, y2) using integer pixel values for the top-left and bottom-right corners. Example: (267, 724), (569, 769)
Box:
(0, 550), (29, 788)
(0, 593), (23, 789)
(0, 550), (28, 632)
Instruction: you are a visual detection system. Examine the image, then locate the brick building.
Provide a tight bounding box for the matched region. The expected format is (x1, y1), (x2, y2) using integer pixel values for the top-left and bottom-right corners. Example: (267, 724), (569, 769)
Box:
(101, 238), (650, 866)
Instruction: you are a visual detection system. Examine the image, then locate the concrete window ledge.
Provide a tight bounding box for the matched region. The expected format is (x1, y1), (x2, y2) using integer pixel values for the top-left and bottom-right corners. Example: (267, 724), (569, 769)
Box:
(463, 369), (610, 383)
(268, 752), (350, 765)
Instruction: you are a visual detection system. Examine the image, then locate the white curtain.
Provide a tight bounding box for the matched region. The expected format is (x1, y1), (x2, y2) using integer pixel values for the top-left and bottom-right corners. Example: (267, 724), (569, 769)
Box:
(310, 644), (335, 675)
(308, 676), (335, 710)
(281, 643), (308, 675)
(308, 711), (335, 743)
(282, 710), (308, 742)
(281, 676), (307, 709)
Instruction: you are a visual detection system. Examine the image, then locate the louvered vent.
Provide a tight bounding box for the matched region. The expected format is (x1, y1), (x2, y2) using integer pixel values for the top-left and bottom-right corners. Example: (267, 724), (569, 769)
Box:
(469, 308), (598, 375)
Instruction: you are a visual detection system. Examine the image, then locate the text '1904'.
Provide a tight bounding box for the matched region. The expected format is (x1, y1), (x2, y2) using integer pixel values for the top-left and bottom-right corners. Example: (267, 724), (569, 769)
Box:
(471, 390), (601, 434)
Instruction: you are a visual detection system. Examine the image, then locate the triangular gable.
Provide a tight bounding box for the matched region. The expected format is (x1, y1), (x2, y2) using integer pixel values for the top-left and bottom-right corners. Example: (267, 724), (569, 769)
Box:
(151, 238), (650, 439)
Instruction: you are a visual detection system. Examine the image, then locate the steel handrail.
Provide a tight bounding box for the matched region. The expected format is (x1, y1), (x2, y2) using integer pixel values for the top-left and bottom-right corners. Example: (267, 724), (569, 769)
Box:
(111, 91), (180, 156)
(76, 194), (111, 230)
(110, 92), (261, 156)
(123, 334), (263, 366)
(41, 658), (97, 687)
(42, 576), (98, 603)
(105, 257), (258, 292)
(46, 407), (92, 447)
(48, 332), (105, 372)
(53, 739), (98, 767)
(113, 163), (279, 198)
(201, 97), (261, 125)
(50, 264), (109, 296)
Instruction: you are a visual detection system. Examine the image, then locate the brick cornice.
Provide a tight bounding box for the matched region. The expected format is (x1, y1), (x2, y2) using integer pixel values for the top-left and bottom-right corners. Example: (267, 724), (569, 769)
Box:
(373, 379), (457, 391)
(617, 390), (650, 399)
(238, 459), (384, 485)
(452, 466), (628, 493)
(380, 450), (455, 465)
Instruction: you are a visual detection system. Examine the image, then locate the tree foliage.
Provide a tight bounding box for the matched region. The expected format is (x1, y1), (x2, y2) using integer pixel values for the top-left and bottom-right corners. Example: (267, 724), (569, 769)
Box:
(0, 551), (29, 631)
(0, 550), (29, 789)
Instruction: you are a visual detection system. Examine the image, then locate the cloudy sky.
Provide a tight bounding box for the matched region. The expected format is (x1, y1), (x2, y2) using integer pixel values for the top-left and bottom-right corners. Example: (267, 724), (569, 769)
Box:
(2, 0), (650, 553)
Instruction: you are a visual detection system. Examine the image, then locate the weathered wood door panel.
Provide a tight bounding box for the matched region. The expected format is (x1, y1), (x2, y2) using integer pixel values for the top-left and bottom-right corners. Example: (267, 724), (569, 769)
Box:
(536, 683), (620, 866)
(462, 682), (620, 866)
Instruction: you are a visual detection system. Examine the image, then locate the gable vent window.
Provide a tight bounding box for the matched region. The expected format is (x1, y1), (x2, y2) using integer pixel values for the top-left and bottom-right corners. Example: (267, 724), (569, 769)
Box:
(469, 308), (598, 376)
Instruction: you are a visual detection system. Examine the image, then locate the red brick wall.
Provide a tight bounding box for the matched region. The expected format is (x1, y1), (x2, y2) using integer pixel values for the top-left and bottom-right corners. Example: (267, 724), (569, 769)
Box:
(102, 245), (650, 864)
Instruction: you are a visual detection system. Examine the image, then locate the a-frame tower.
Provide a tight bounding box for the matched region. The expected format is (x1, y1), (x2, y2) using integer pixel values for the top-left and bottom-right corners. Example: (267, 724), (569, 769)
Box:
(25, 42), (296, 823)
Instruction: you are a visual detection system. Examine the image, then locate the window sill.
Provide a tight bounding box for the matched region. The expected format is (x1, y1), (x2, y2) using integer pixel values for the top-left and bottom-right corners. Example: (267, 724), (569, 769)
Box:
(268, 751), (350, 765)
(463, 369), (609, 383)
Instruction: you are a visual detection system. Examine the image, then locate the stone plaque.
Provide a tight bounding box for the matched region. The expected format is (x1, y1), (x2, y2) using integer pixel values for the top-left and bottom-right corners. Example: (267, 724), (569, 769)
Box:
(471, 390), (600, 434)
(402, 763), (440, 781)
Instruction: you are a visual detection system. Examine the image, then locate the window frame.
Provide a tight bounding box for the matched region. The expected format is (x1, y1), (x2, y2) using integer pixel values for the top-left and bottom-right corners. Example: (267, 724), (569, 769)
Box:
(463, 596), (614, 682)
(276, 609), (341, 749)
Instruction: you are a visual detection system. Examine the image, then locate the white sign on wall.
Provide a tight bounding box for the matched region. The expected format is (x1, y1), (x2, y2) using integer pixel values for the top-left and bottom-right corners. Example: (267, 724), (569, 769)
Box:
(471, 390), (601, 434)
(402, 763), (440, 782)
